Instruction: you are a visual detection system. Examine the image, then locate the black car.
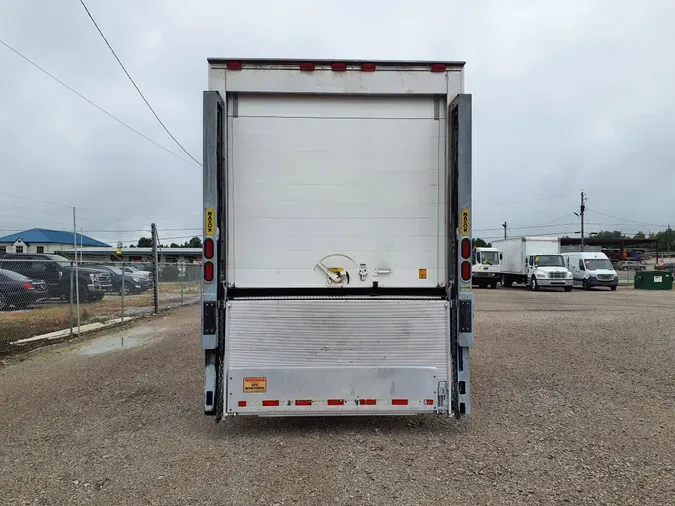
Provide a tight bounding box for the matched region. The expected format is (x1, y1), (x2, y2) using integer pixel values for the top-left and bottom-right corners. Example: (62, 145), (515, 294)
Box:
(95, 265), (151, 295)
(0, 254), (112, 302)
(0, 268), (48, 310)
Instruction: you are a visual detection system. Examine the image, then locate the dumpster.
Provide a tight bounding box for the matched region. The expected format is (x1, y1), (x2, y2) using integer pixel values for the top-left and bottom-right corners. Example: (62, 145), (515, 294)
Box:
(634, 270), (673, 290)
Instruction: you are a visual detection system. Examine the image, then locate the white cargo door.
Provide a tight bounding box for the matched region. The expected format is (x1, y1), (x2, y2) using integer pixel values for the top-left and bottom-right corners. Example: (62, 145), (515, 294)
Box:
(228, 93), (446, 288)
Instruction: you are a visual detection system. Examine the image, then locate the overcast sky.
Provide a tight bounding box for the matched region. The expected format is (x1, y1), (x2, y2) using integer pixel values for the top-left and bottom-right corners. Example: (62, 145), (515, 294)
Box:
(1, 0), (674, 245)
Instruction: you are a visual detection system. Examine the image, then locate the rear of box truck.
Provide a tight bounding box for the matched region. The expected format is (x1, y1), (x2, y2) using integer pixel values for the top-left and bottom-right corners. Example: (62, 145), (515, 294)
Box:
(201, 60), (473, 419)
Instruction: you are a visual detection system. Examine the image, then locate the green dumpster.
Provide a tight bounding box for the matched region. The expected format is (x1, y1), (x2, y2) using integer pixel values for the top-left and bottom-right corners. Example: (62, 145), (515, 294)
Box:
(634, 271), (673, 290)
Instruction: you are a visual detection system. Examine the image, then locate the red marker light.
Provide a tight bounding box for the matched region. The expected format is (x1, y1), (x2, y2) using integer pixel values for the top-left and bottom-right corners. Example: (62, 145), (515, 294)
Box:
(295, 400), (312, 406)
(461, 261), (471, 281)
(430, 63), (446, 72)
(226, 61), (242, 70)
(204, 261), (214, 282)
(299, 62), (315, 71)
(461, 238), (472, 259)
(262, 400), (280, 407)
(360, 63), (376, 72)
(203, 238), (214, 260)
(331, 62), (347, 71)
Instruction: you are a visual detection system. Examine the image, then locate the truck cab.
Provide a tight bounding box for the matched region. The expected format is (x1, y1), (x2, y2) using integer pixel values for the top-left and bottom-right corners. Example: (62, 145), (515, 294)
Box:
(525, 254), (573, 291)
(472, 247), (501, 289)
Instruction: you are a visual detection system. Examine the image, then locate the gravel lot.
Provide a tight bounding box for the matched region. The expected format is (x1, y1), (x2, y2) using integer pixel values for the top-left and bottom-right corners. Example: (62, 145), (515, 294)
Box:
(1, 288), (674, 505)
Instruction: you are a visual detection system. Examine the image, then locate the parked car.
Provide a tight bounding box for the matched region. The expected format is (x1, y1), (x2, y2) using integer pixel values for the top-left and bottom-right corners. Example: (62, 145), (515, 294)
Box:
(613, 260), (647, 271)
(122, 265), (152, 279)
(0, 254), (112, 302)
(95, 266), (151, 295)
(655, 262), (675, 273)
(0, 268), (48, 310)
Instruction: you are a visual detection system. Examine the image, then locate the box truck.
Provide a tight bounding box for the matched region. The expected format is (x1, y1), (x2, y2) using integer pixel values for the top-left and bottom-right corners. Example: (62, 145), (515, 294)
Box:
(493, 236), (572, 291)
(472, 246), (501, 289)
(201, 59), (474, 420)
(562, 251), (618, 290)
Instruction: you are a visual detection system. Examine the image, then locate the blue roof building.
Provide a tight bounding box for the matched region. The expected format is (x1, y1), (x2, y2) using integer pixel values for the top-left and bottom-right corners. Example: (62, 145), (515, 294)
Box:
(0, 228), (110, 255)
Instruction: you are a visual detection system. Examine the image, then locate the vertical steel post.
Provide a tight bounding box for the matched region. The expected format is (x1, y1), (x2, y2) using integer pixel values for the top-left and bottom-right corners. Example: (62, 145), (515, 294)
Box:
(121, 261), (125, 322)
(73, 208), (80, 334)
(151, 223), (159, 314)
(180, 262), (184, 306)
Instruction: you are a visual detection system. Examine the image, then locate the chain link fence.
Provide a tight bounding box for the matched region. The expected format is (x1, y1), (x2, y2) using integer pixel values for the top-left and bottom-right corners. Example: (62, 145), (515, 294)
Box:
(0, 257), (200, 356)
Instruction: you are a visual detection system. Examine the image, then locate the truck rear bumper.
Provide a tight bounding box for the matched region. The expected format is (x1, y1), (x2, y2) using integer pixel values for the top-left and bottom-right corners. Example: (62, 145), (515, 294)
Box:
(228, 366), (441, 416)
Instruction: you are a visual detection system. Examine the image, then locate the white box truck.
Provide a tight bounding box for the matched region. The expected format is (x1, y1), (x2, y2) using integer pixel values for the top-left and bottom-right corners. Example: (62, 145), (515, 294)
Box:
(562, 251), (618, 290)
(472, 246), (501, 289)
(493, 236), (572, 291)
(201, 58), (474, 420)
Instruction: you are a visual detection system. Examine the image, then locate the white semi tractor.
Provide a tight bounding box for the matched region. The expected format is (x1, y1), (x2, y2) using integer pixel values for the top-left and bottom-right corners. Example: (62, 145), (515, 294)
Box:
(201, 59), (474, 420)
(472, 246), (501, 289)
(493, 236), (573, 291)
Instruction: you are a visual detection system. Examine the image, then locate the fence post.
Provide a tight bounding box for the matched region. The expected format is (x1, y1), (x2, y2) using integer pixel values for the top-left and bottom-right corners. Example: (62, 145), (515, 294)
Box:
(180, 262), (184, 306)
(151, 223), (159, 314)
(121, 261), (125, 322)
(69, 261), (74, 336)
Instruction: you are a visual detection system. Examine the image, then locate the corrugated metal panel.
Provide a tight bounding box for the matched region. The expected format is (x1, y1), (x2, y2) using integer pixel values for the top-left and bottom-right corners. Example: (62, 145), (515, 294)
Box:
(226, 299), (449, 381)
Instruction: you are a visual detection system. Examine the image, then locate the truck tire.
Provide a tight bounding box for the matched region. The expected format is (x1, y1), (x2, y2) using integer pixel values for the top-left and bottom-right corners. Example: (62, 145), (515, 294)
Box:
(564, 286), (572, 292)
(583, 279), (590, 290)
(610, 286), (617, 291)
(530, 276), (540, 291)
(490, 280), (498, 289)
(501, 275), (513, 288)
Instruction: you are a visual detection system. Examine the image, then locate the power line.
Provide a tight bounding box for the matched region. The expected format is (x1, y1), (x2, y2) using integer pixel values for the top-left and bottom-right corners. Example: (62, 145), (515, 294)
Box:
(78, 0), (202, 167)
(0, 38), (195, 166)
(586, 208), (667, 228)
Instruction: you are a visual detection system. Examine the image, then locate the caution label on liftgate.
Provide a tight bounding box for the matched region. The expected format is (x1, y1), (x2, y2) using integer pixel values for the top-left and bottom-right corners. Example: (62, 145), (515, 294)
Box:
(243, 377), (267, 393)
(460, 208), (471, 236)
(205, 208), (215, 236)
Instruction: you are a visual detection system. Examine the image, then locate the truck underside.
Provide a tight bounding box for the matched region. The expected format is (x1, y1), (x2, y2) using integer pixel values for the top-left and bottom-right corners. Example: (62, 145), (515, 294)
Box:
(201, 60), (473, 419)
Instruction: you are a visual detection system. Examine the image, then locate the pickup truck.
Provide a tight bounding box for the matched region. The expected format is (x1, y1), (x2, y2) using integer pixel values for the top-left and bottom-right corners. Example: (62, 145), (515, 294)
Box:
(0, 254), (112, 302)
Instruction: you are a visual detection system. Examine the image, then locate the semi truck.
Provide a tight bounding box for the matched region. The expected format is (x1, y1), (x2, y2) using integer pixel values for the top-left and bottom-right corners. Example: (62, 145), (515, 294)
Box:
(493, 236), (573, 291)
(200, 58), (474, 420)
(472, 246), (501, 289)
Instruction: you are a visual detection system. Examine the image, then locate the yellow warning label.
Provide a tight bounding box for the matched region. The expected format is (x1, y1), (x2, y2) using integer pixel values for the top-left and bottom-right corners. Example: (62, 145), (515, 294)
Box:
(419, 268), (427, 279)
(205, 208), (215, 236)
(243, 377), (266, 393)
(460, 208), (470, 236)
(328, 267), (344, 273)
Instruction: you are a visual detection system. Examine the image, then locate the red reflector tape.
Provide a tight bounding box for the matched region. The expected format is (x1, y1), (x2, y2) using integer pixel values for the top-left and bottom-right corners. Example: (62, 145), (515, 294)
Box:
(430, 63), (446, 72)
(331, 62), (347, 71)
(262, 400), (279, 407)
(204, 261), (214, 282)
(237, 401), (247, 408)
(327, 399), (344, 406)
(226, 61), (242, 70)
(360, 63), (376, 72)
(295, 400), (312, 406)
(461, 261), (472, 281)
(391, 399), (408, 406)
(299, 62), (315, 71)
(359, 399), (376, 406)
(425, 399), (434, 406)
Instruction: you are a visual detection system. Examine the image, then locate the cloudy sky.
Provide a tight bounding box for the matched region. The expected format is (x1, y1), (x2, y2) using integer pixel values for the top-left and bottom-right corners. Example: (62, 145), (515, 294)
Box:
(1, 0), (674, 246)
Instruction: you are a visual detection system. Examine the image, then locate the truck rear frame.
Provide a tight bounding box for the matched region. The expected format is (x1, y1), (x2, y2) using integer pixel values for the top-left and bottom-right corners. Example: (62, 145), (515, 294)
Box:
(201, 59), (473, 419)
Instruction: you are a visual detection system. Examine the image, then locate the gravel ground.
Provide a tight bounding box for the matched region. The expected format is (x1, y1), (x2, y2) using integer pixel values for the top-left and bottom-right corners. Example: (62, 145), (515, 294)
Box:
(1, 288), (674, 505)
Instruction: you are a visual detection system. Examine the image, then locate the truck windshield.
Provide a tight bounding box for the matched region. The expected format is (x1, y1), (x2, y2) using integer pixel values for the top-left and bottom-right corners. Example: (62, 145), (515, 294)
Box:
(585, 259), (613, 270)
(480, 251), (499, 265)
(534, 255), (564, 267)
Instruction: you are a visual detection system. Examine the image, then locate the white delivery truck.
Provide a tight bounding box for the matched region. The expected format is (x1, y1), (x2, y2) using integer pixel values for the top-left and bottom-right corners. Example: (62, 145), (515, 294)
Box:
(201, 59), (474, 420)
(562, 251), (618, 290)
(493, 236), (572, 291)
(472, 246), (501, 289)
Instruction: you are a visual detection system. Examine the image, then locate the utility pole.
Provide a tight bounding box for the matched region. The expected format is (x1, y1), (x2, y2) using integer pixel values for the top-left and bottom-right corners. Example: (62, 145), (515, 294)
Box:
(579, 191), (586, 251)
(151, 223), (159, 314)
(73, 208), (80, 335)
(502, 221), (507, 240)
